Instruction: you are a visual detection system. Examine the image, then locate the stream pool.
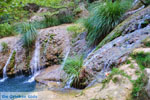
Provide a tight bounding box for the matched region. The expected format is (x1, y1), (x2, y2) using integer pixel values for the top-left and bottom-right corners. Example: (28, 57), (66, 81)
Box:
(0, 75), (36, 92)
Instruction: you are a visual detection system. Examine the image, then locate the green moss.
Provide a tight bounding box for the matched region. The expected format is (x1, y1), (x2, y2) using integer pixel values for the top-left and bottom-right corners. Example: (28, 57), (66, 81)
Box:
(96, 32), (122, 50)
(9, 51), (16, 68)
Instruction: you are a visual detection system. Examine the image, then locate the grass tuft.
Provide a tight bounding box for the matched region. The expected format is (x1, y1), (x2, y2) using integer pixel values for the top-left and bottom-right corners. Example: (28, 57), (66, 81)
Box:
(84, 0), (132, 46)
(15, 22), (37, 47)
(63, 56), (83, 85)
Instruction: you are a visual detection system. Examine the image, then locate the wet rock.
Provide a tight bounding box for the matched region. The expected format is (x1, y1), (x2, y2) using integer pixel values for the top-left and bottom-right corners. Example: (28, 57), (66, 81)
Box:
(35, 65), (67, 88)
(70, 32), (93, 57)
(79, 26), (150, 86)
(132, 48), (150, 54)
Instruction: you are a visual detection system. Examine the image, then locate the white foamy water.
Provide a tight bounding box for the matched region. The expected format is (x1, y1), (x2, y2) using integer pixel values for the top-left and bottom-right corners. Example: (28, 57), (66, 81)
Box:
(24, 71), (40, 83)
(0, 51), (15, 82)
(30, 40), (41, 74)
(64, 75), (74, 88)
(61, 47), (70, 70)
(26, 40), (41, 83)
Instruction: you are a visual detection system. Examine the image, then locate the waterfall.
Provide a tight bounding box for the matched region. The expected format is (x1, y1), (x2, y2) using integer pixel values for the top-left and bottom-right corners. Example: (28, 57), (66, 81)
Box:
(26, 40), (41, 83)
(64, 75), (74, 88)
(0, 51), (15, 82)
(60, 48), (70, 70)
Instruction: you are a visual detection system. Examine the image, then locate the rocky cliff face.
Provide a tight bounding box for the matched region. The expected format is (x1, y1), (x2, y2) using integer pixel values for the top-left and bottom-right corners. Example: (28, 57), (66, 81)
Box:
(0, 24), (72, 78)
(77, 6), (150, 88)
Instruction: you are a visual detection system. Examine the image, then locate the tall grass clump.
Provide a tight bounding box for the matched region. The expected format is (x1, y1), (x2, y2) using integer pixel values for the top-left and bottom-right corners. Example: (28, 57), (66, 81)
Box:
(15, 22), (37, 47)
(63, 56), (83, 85)
(84, 0), (132, 46)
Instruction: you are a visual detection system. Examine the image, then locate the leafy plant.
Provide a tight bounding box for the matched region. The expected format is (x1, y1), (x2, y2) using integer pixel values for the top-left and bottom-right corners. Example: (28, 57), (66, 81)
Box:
(15, 22), (37, 47)
(84, 0), (132, 46)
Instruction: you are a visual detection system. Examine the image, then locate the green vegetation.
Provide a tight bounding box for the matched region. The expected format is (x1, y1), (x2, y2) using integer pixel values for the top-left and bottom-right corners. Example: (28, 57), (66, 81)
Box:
(67, 24), (85, 38)
(22, 0), (63, 7)
(0, 23), (15, 38)
(95, 32), (122, 50)
(102, 68), (131, 88)
(10, 51), (16, 68)
(63, 56), (83, 84)
(126, 59), (131, 64)
(0, 0), (75, 39)
(129, 64), (134, 69)
(15, 22), (37, 47)
(84, 0), (132, 46)
(131, 73), (147, 99)
(131, 52), (150, 70)
(142, 38), (150, 47)
(1, 42), (9, 52)
(130, 52), (150, 99)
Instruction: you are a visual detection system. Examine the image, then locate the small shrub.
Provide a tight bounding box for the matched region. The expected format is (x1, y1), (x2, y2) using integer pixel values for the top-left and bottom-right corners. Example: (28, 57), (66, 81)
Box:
(1, 42), (9, 52)
(67, 24), (85, 38)
(84, 0), (132, 46)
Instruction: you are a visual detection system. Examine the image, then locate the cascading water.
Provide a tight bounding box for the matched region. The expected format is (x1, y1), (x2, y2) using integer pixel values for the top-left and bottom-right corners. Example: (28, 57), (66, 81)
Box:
(26, 40), (41, 83)
(59, 47), (72, 88)
(60, 48), (70, 70)
(0, 51), (15, 82)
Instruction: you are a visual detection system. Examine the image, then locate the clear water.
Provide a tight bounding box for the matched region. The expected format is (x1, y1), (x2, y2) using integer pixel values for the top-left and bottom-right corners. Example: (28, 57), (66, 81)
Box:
(0, 76), (36, 92)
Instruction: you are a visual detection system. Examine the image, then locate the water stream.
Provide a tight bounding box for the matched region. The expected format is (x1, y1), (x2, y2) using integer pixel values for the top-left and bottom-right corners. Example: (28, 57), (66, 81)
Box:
(0, 51), (15, 82)
(26, 40), (41, 83)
